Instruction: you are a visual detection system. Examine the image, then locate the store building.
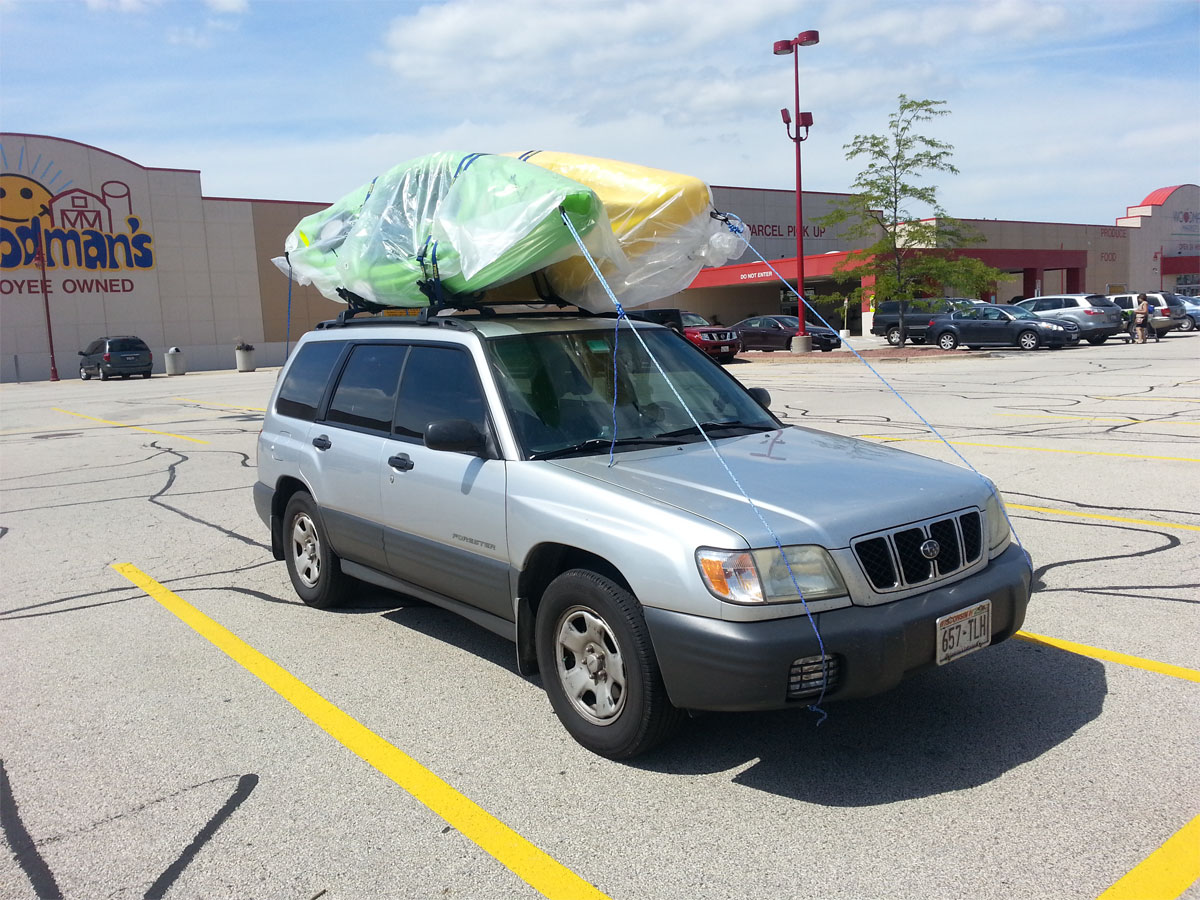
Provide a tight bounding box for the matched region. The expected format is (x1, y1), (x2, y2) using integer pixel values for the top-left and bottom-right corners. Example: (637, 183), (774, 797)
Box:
(1, 132), (1196, 382)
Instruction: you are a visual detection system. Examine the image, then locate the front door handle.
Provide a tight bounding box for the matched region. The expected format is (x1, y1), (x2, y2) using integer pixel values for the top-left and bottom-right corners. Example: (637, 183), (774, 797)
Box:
(388, 453), (415, 472)
(312, 434), (332, 451)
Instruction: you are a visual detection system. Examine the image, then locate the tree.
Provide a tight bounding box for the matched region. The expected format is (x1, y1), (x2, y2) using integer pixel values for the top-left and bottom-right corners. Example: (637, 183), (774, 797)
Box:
(818, 95), (1002, 344)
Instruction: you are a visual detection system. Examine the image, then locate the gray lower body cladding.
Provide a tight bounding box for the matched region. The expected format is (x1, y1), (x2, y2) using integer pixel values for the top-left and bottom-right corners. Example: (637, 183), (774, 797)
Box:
(643, 543), (1032, 711)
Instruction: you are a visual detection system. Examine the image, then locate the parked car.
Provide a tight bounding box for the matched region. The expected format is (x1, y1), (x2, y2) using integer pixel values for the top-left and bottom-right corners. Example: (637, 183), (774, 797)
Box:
(255, 310), (1032, 759)
(1011, 294), (1123, 344)
(870, 299), (970, 345)
(1107, 292), (1188, 336)
(678, 311), (741, 362)
(733, 315), (841, 352)
(1179, 297), (1200, 332)
(926, 304), (1081, 351)
(78, 336), (153, 380)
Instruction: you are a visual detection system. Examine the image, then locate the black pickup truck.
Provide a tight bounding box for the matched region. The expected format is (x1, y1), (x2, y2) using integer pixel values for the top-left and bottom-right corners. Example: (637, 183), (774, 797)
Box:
(871, 299), (973, 345)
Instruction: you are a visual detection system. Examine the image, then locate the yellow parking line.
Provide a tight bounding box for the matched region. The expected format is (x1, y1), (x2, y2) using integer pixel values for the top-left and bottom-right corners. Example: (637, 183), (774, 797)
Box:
(995, 413), (1200, 425)
(173, 396), (266, 412)
(1007, 504), (1200, 533)
(111, 563), (610, 900)
(1015, 631), (1200, 683)
(54, 408), (209, 444)
(857, 435), (1198, 463)
(1097, 814), (1200, 900)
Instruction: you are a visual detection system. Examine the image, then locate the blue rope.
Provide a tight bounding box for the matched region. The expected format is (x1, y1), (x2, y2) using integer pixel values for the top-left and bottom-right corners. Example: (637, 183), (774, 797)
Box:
(559, 209), (831, 719)
(718, 212), (1026, 553)
(285, 256), (293, 360)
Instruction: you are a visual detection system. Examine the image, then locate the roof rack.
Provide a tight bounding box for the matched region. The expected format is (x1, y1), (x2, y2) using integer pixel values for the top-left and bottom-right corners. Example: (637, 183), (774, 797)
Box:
(315, 284), (603, 330)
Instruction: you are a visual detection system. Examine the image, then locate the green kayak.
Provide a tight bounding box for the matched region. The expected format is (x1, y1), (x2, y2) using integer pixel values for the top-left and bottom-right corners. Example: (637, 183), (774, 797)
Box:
(274, 151), (618, 307)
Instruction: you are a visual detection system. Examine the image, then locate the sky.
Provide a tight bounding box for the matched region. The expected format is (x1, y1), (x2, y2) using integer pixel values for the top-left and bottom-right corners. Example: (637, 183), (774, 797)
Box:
(1, 0), (1197, 227)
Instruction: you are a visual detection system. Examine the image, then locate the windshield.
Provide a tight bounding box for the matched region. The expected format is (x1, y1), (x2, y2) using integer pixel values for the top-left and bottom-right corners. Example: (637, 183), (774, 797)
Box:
(487, 326), (779, 459)
(680, 312), (710, 327)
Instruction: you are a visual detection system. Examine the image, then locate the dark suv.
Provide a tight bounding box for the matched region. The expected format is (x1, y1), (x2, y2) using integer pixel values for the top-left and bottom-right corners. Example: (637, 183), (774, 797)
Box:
(78, 336), (153, 380)
(870, 299), (966, 345)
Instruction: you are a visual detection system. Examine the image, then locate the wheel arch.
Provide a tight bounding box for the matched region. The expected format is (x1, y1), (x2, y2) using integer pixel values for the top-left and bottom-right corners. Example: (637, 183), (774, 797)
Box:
(514, 543), (633, 675)
(270, 475), (313, 561)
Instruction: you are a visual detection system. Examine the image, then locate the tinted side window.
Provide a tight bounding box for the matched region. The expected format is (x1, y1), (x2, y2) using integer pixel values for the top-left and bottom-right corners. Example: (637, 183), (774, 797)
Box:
(275, 341), (345, 422)
(393, 346), (486, 441)
(326, 344), (408, 433)
(1061, 299), (1079, 308)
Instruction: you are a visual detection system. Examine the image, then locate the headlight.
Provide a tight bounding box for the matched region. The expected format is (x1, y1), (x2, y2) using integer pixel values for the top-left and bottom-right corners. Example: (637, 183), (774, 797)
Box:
(696, 545), (847, 604)
(984, 492), (1012, 556)
(1043, 323), (1062, 331)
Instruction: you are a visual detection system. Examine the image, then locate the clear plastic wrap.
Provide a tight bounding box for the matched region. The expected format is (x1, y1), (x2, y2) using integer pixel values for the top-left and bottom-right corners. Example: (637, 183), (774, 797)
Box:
(505, 151), (743, 310)
(274, 150), (739, 312)
(272, 151), (621, 307)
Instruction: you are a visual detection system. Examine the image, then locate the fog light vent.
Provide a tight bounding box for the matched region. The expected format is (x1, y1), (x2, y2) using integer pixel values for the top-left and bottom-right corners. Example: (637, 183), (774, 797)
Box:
(788, 654), (840, 700)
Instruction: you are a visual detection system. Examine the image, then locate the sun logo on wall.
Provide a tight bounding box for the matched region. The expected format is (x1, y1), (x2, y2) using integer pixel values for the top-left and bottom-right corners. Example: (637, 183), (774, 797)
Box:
(0, 141), (154, 271)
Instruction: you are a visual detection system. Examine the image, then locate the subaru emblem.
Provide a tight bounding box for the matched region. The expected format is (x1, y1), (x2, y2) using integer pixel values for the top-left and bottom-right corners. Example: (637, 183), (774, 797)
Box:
(920, 539), (940, 560)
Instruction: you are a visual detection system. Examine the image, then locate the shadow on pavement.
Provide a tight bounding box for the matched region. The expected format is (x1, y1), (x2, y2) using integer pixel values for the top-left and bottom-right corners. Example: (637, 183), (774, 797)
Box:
(634, 637), (1107, 806)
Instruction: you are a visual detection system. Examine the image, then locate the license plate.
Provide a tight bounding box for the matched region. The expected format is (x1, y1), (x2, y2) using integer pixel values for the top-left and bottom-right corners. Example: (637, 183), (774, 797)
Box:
(719, 345), (729, 352)
(936, 600), (991, 665)
(124, 355), (137, 361)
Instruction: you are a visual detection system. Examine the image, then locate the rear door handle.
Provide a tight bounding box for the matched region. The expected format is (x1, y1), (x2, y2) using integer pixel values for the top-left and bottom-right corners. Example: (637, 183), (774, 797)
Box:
(312, 434), (332, 451)
(388, 453), (415, 472)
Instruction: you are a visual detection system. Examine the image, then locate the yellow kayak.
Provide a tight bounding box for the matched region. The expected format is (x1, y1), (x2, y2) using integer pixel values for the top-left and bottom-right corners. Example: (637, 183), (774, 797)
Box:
(502, 151), (740, 310)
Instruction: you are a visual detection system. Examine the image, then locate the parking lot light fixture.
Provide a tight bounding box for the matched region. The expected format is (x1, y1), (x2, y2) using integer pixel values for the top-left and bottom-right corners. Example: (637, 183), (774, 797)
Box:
(774, 29), (819, 352)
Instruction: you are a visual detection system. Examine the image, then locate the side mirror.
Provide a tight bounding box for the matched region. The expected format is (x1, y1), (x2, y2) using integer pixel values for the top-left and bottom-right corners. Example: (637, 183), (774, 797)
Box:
(748, 387), (771, 409)
(425, 418), (486, 455)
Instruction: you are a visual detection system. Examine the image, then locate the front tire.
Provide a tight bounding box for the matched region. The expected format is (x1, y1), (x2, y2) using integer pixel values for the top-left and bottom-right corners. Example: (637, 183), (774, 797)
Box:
(937, 331), (959, 351)
(536, 569), (684, 759)
(1017, 330), (1041, 351)
(283, 492), (349, 608)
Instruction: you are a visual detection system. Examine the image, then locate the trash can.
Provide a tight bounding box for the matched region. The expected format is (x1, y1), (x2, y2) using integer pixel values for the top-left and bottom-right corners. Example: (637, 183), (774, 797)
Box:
(165, 347), (186, 376)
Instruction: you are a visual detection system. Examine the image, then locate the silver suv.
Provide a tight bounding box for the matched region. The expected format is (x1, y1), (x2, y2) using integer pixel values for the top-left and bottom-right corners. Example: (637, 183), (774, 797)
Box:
(1107, 292), (1189, 336)
(254, 309), (1033, 758)
(1012, 294), (1123, 344)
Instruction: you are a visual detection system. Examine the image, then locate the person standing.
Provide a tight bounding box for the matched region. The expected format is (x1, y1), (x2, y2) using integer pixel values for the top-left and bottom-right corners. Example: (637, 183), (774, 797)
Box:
(1134, 293), (1152, 344)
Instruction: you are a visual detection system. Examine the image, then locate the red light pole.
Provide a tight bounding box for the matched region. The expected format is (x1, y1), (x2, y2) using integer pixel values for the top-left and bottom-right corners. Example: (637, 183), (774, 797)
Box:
(33, 247), (60, 382)
(774, 29), (819, 353)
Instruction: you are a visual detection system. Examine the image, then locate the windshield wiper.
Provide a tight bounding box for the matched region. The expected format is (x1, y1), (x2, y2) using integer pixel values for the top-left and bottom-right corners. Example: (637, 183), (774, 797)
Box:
(529, 437), (682, 461)
(656, 421), (776, 439)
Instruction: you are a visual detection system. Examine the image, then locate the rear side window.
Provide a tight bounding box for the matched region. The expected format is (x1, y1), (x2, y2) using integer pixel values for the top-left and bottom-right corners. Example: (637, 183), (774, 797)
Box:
(393, 346), (486, 441)
(275, 341), (344, 422)
(1060, 298), (1079, 308)
(109, 338), (148, 352)
(326, 344), (408, 433)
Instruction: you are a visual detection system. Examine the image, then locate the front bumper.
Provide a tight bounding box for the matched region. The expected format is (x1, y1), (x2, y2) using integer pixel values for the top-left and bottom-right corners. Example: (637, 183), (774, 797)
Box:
(643, 543), (1032, 712)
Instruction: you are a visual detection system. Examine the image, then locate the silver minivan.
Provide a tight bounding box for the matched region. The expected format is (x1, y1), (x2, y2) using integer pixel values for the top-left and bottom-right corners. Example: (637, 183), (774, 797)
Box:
(1012, 294), (1123, 344)
(254, 311), (1033, 758)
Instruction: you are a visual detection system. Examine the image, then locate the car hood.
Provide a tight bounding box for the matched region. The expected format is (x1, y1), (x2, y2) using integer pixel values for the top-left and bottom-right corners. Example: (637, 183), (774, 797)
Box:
(546, 427), (990, 549)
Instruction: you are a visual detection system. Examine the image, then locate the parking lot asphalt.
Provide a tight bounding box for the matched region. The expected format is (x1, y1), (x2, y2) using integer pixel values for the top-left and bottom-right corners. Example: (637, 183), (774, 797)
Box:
(1, 331), (1197, 900)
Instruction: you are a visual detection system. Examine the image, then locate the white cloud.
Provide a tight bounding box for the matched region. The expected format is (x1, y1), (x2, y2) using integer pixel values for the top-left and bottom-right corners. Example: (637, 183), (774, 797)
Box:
(205, 0), (247, 11)
(82, 0), (161, 10)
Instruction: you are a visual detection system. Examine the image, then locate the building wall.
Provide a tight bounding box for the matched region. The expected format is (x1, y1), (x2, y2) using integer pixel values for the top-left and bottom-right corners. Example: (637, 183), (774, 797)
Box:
(1116, 184), (1200, 294)
(710, 186), (877, 262)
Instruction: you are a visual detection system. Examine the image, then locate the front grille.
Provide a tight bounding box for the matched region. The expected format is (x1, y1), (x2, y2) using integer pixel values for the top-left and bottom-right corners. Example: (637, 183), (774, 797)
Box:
(788, 654), (840, 700)
(852, 509), (984, 592)
(701, 330), (737, 342)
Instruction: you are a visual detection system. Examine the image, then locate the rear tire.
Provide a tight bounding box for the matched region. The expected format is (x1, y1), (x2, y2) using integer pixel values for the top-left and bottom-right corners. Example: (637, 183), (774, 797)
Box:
(1086, 336), (1108, 345)
(967, 345), (982, 351)
(99, 369), (109, 381)
(283, 492), (349, 609)
(1017, 330), (1041, 351)
(536, 569), (684, 759)
(80, 366), (91, 381)
(1182, 316), (1197, 333)
(937, 332), (959, 351)
(885, 326), (902, 346)
(142, 372), (151, 379)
